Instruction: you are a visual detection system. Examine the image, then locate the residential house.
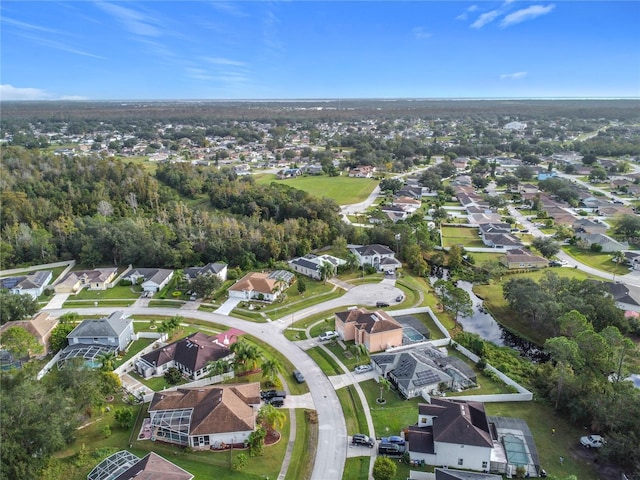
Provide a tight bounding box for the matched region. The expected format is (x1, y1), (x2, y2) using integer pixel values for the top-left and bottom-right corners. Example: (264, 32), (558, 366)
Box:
(0, 312), (58, 355)
(501, 248), (549, 269)
(452, 158), (470, 172)
(406, 398), (541, 477)
(67, 311), (134, 352)
(54, 267), (118, 294)
(431, 468), (501, 480)
(468, 212), (502, 225)
(605, 282), (640, 313)
(575, 232), (629, 253)
(397, 185), (424, 199)
(349, 244), (402, 273)
(393, 196), (422, 213)
(624, 251), (640, 271)
(348, 165), (376, 178)
(596, 205), (636, 217)
(380, 205), (408, 223)
(537, 172), (558, 181)
(123, 268), (174, 293)
(228, 270), (294, 302)
(288, 254), (346, 281)
(184, 263), (228, 282)
(0, 270), (52, 299)
(478, 224), (523, 250)
(147, 383), (261, 449)
(580, 196), (605, 209)
(371, 345), (476, 399)
(87, 451), (193, 480)
(135, 331), (234, 380)
(451, 175), (472, 187)
(573, 218), (608, 235)
(334, 308), (403, 353)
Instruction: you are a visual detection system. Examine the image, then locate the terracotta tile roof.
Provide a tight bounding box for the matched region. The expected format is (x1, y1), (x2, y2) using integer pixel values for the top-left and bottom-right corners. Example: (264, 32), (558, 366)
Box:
(228, 272), (277, 295)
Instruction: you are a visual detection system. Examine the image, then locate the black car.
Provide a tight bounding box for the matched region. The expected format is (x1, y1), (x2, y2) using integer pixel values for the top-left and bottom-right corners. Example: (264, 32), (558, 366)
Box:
(267, 396), (285, 407)
(352, 433), (375, 447)
(293, 370), (305, 383)
(378, 442), (405, 456)
(261, 390), (286, 400)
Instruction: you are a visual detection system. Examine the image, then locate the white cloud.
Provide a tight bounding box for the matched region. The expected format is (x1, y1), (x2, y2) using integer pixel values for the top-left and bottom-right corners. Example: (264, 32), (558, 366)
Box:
(412, 27), (432, 40)
(0, 85), (90, 101)
(201, 57), (247, 67)
(208, 1), (246, 17)
(501, 4), (555, 27)
(95, 1), (162, 37)
(2, 17), (66, 35)
(471, 10), (501, 29)
(0, 84), (51, 100)
(456, 5), (478, 21)
(500, 72), (528, 80)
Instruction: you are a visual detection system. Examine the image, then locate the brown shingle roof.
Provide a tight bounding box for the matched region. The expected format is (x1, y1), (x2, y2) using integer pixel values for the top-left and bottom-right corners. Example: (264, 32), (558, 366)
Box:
(113, 452), (193, 480)
(141, 332), (232, 372)
(149, 384), (260, 436)
(426, 398), (493, 448)
(335, 308), (402, 334)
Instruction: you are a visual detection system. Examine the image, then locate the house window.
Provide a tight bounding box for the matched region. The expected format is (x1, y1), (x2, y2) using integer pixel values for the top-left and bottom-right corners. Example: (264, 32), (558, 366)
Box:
(458, 459), (464, 466)
(93, 338), (99, 343)
(420, 418), (427, 424)
(482, 461), (488, 469)
(197, 436), (210, 446)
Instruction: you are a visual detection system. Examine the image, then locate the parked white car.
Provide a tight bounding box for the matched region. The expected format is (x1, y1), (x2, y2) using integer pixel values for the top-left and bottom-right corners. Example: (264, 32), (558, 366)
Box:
(580, 434), (605, 448)
(354, 364), (373, 374)
(318, 331), (339, 342)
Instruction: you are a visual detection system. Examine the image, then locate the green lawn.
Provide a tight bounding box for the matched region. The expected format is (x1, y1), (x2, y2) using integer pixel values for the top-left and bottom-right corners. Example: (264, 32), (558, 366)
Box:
(284, 409), (315, 480)
(336, 385), (369, 435)
(562, 245), (630, 275)
(255, 174), (378, 205)
(72, 285), (141, 300)
(468, 252), (506, 264)
(441, 226), (484, 248)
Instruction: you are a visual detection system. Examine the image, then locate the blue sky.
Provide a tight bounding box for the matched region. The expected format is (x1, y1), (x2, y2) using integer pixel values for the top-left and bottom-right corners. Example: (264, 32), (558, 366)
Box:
(1, 1), (639, 100)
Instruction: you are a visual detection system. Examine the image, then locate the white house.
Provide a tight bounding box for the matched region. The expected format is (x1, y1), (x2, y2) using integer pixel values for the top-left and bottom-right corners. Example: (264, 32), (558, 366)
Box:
(349, 244), (402, 273)
(407, 398), (541, 477)
(148, 384), (261, 449)
(0, 270), (52, 299)
(288, 254), (346, 280)
(184, 263), (228, 282)
(123, 268), (174, 293)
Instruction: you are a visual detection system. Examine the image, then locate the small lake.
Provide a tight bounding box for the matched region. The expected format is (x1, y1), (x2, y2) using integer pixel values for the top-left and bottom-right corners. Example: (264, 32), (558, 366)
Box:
(430, 269), (546, 361)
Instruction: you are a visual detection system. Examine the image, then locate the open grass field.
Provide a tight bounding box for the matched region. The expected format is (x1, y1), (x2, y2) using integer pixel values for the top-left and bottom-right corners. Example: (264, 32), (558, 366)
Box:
(441, 226), (484, 248)
(468, 252), (506, 264)
(255, 174), (378, 205)
(562, 245), (630, 275)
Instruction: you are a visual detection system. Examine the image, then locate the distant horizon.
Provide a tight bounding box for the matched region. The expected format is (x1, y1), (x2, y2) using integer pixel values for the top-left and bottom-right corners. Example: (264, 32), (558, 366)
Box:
(1, 1), (638, 101)
(2, 96), (639, 103)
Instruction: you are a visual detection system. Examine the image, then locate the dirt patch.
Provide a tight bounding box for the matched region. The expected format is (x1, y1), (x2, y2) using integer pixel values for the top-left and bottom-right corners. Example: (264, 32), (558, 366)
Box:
(570, 445), (626, 480)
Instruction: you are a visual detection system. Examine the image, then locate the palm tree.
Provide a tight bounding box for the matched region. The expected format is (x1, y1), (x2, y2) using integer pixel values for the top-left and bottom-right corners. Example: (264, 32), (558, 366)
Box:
(319, 261), (335, 283)
(345, 252), (360, 272)
(260, 358), (282, 387)
(207, 359), (229, 377)
(98, 351), (117, 372)
(378, 376), (391, 403)
(612, 250), (626, 282)
(174, 269), (186, 290)
(258, 403), (286, 434)
(231, 340), (261, 373)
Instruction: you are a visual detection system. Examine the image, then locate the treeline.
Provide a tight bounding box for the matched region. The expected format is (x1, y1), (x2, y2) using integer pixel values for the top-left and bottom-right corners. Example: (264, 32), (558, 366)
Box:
(503, 271), (635, 335)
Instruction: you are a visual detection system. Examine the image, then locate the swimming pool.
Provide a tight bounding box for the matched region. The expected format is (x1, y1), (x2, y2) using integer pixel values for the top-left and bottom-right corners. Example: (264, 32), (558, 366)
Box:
(402, 326), (426, 343)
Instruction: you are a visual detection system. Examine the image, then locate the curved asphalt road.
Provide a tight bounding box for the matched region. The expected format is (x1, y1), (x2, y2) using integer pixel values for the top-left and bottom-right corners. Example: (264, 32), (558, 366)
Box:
(44, 279), (403, 480)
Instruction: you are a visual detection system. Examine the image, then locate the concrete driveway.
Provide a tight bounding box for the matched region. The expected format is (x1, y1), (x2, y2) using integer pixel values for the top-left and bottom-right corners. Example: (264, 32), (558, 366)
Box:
(214, 297), (242, 315)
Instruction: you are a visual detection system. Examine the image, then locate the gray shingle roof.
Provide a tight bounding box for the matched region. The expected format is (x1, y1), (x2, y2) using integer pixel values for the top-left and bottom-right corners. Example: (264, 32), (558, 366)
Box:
(68, 312), (131, 339)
